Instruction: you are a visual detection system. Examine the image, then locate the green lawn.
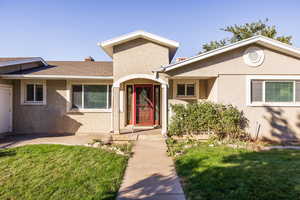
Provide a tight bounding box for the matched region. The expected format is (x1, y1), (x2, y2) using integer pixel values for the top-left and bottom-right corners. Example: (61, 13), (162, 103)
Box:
(172, 142), (300, 200)
(0, 144), (129, 200)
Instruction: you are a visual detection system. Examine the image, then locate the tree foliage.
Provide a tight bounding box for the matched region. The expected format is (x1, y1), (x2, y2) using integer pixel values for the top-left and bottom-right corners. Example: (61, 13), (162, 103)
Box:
(201, 19), (292, 53)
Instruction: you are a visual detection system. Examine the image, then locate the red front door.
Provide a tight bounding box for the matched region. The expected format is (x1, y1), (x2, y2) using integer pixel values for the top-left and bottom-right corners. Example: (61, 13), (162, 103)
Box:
(134, 85), (154, 126)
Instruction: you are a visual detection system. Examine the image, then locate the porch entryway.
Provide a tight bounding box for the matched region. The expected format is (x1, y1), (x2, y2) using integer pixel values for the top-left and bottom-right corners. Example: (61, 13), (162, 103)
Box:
(112, 74), (168, 135)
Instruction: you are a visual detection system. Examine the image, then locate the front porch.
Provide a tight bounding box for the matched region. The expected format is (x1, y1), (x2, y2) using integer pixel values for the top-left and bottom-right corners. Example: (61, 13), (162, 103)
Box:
(111, 74), (168, 135)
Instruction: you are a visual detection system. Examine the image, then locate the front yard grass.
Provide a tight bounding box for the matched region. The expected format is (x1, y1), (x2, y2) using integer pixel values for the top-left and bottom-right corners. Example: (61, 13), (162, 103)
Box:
(0, 144), (129, 200)
(169, 140), (300, 200)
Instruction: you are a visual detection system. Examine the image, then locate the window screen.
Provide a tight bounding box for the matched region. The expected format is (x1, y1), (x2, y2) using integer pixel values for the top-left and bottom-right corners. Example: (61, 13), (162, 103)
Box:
(35, 84), (43, 101)
(265, 82), (294, 102)
(177, 84), (185, 96)
(26, 84), (43, 102)
(26, 84), (34, 101)
(251, 80), (263, 102)
(186, 84), (195, 96)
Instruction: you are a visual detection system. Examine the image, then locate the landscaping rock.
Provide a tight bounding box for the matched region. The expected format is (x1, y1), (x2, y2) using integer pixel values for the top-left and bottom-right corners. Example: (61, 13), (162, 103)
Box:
(93, 142), (101, 148)
(102, 135), (113, 145)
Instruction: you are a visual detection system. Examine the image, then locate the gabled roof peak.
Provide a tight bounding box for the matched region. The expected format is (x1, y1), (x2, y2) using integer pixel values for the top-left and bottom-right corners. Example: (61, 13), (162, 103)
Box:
(163, 35), (300, 72)
(98, 30), (179, 59)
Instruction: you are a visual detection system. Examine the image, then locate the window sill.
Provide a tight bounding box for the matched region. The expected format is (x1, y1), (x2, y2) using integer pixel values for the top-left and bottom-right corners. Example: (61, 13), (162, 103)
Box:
(21, 101), (46, 105)
(69, 108), (112, 113)
(248, 102), (300, 107)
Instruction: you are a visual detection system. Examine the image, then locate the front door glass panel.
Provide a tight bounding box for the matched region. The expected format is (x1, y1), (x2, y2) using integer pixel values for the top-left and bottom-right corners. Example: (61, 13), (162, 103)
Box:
(135, 85), (153, 125)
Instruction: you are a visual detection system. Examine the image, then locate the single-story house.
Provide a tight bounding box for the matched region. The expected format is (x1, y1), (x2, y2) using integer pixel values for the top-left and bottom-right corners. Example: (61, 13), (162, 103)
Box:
(1, 30), (300, 142)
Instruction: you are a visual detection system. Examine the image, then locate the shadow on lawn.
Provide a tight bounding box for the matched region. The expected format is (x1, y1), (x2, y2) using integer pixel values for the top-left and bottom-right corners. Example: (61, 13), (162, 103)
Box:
(0, 149), (16, 157)
(176, 149), (300, 200)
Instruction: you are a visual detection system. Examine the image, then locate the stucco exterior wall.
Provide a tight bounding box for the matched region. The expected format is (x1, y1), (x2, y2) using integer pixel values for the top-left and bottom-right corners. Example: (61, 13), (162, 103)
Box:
(113, 38), (170, 81)
(13, 79), (111, 134)
(166, 45), (300, 141)
(217, 74), (300, 141)
(167, 45), (300, 77)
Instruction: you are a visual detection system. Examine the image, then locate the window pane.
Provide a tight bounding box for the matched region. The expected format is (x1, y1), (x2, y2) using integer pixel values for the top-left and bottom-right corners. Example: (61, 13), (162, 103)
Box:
(108, 85), (112, 108)
(127, 85), (133, 124)
(186, 84), (195, 96)
(177, 84), (185, 96)
(26, 84), (34, 101)
(72, 85), (82, 109)
(84, 85), (107, 109)
(296, 81), (300, 102)
(265, 82), (294, 102)
(35, 84), (43, 101)
(251, 80), (263, 102)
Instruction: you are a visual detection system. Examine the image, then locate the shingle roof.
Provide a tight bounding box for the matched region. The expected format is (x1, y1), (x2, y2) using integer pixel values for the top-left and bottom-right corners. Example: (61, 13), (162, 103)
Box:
(8, 61), (113, 76)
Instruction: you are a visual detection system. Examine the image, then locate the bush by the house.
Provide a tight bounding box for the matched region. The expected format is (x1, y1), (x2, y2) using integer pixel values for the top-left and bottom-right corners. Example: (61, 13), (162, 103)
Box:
(168, 102), (249, 141)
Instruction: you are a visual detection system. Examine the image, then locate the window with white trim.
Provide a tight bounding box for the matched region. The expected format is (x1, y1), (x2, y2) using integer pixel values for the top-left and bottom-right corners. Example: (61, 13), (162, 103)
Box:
(21, 80), (46, 105)
(250, 80), (300, 104)
(71, 84), (112, 110)
(176, 83), (195, 97)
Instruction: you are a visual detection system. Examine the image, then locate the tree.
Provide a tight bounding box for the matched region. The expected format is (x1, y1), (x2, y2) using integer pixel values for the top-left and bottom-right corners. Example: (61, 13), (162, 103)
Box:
(201, 19), (292, 53)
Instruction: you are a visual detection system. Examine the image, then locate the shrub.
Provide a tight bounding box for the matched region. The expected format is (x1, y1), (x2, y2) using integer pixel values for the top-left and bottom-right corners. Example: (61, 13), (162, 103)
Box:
(168, 102), (249, 141)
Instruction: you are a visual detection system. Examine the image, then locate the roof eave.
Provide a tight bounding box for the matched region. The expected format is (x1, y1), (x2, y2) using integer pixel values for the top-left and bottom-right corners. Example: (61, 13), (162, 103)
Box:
(98, 30), (179, 58)
(0, 74), (113, 80)
(0, 57), (48, 68)
(164, 36), (300, 72)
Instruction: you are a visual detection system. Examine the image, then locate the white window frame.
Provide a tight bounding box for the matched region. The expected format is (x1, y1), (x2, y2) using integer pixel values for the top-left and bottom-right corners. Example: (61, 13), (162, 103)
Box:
(246, 75), (300, 107)
(173, 79), (199, 99)
(67, 81), (112, 113)
(21, 80), (47, 105)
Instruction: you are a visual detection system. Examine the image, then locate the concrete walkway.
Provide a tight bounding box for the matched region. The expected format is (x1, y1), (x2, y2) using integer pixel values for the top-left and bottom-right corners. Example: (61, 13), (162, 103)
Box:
(117, 130), (186, 200)
(0, 134), (96, 148)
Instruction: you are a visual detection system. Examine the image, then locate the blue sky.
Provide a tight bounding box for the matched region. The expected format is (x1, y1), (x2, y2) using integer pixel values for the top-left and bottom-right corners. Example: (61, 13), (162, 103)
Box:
(1, 0), (300, 61)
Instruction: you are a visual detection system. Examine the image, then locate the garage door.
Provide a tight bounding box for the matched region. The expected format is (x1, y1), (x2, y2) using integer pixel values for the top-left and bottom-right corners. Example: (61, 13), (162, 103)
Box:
(0, 85), (12, 134)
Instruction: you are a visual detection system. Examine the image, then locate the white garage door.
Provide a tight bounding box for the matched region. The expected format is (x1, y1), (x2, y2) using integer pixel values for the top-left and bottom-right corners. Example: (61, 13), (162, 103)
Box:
(0, 85), (12, 134)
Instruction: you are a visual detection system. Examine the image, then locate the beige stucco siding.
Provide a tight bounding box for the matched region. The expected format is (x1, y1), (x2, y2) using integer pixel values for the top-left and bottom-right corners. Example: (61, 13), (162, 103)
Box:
(113, 38), (170, 81)
(167, 45), (300, 77)
(166, 44), (300, 141)
(13, 80), (111, 134)
(217, 75), (300, 141)
(111, 39), (170, 132)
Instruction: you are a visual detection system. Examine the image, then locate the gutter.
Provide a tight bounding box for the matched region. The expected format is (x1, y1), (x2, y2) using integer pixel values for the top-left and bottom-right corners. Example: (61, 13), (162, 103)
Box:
(0, 74), (114, 80)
